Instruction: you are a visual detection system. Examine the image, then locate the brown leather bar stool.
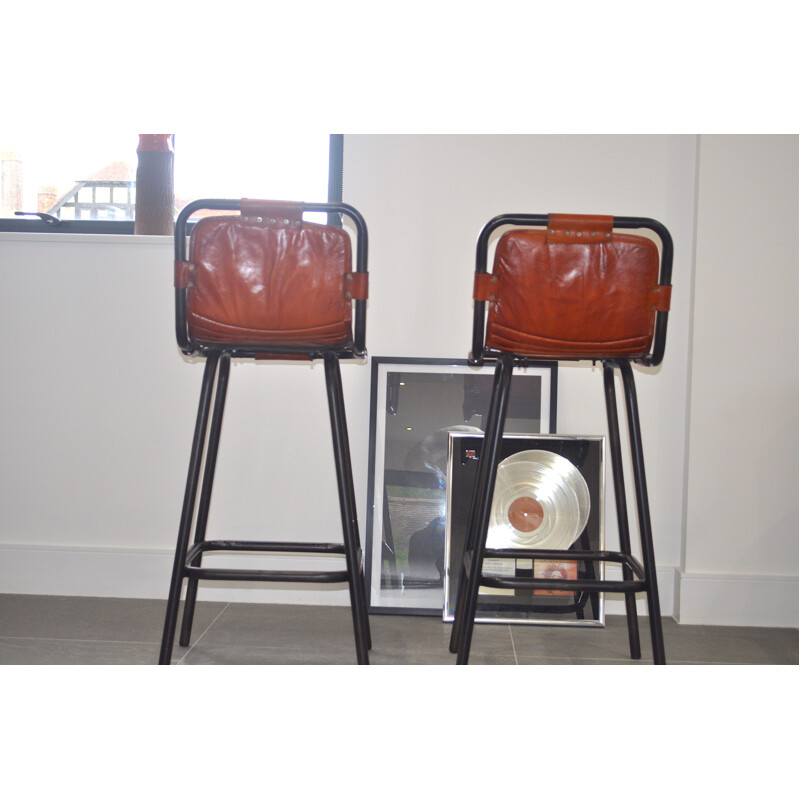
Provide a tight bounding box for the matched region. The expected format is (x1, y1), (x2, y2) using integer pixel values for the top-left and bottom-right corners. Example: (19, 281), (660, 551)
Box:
(159, 198), (371, 664)
(450, 213), (673, 664)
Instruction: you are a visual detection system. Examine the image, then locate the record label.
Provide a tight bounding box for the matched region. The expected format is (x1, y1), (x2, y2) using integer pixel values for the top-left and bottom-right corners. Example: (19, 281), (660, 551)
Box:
(507, 496), (544, 532)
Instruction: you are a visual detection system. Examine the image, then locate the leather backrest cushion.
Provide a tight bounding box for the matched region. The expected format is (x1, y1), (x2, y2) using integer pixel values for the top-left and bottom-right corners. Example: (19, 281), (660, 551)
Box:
(485, 230), (660, 358)
(186, 217), (352, 346)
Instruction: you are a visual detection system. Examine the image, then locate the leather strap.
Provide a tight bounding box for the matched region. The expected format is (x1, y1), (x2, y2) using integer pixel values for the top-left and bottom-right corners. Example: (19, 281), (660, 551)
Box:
(474, 272), (499, 301)
(344, 272), (369, 300)
(649, 284), (672, 312)
(240, 199), (304, 227)
(174, 260), (194, 288)
(546, 213), (613, 244)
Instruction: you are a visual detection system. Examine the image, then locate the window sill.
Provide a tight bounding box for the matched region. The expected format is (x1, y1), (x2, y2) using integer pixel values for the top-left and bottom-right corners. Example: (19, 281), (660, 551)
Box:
(0, 231), (173, 246)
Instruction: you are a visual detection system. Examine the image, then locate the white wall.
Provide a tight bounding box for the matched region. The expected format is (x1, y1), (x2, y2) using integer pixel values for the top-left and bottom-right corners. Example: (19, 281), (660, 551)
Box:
(0, 134), (796, 626)
(0, 233), (365, 604)
(680, 135), (798, 625)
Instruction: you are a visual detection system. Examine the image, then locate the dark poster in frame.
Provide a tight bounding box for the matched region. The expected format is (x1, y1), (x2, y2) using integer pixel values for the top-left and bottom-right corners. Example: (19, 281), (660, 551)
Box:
(444, 433), (605, 627)
(365, 357), (557, 616)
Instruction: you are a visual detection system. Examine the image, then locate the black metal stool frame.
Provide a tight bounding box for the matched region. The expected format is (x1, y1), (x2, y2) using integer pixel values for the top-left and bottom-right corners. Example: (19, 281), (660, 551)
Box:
(159, 199), (371, 665)
(450, 214), (673, 665)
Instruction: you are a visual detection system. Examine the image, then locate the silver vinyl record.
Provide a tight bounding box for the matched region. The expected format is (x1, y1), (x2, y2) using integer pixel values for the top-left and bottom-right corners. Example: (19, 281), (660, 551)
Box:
(486, 450), (590, 550)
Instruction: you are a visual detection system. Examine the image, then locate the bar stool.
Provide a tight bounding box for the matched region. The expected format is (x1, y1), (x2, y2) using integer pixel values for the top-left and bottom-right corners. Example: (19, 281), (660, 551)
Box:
(159, 198), (372, 664)
(450, 213), (673, 664)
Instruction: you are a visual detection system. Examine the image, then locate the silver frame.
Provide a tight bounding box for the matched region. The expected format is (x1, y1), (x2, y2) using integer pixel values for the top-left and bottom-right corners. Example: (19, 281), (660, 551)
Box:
(444, 432), (606, 627)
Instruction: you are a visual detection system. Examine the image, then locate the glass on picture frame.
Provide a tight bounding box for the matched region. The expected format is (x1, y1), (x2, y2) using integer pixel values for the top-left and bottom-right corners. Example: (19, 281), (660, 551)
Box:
(364, 357), (557, 616)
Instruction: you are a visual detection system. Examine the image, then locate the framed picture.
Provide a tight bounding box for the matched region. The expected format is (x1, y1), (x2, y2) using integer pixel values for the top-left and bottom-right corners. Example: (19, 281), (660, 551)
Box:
(365, 357), (557, 615)
(444, 432), (605, 627)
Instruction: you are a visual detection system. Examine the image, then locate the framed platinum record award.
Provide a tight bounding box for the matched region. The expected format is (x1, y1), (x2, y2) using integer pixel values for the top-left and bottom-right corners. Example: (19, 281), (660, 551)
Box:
(444, 432), (605, 627)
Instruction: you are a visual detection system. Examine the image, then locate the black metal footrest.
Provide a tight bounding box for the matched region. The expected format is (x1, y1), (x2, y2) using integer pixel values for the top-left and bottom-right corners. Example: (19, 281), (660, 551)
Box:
(184, 540), (354, 584)
(465, 548), (647, 594)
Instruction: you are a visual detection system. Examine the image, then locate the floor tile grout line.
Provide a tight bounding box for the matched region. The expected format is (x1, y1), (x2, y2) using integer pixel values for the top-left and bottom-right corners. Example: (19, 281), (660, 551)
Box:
(509, 625), (519, 665)
(176, 602), (231, 665)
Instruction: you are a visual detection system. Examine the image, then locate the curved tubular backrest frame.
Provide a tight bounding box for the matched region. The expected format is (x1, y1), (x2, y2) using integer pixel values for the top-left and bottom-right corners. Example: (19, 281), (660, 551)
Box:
(174, 198), (369, 358)
(470, 214), (673, 367)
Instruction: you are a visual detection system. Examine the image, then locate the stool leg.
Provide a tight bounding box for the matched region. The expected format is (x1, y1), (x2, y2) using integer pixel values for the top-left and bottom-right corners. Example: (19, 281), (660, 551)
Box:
(602, 363), (642, 660)
(455, 354), (514, 664)
(573, 529), (599, 621)
(179, 353), (231, 647)
(159, 353), (220, 665)
(618, 360), (666, 664)
(324, 353), (371, 664)
(449, 354), (508, 653)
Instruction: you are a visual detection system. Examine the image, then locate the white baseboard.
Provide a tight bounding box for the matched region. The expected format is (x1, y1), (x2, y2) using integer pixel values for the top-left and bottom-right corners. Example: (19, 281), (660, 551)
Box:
(600, 564), (677, 618)
(2, 545), (796, 627)
(675, 570), (798, 627)
(0, 544), (352, 606)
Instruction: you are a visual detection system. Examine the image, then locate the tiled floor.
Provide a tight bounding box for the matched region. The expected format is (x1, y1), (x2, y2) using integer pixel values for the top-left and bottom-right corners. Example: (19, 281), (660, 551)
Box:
(0, 593), (796, 665)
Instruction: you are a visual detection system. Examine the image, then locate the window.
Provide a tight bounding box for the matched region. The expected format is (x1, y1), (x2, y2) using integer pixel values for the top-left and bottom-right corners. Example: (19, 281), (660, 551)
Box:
(0, 133), (342, 233)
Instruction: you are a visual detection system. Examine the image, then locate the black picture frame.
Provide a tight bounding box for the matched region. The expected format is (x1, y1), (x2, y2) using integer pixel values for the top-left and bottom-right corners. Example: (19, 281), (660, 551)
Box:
(365, 357), (557, 616)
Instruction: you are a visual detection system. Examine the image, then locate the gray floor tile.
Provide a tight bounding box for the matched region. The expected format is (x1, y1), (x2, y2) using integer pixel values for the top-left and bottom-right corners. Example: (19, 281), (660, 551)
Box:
(368, 649), (455, 665)
(369, 612), (452, 648)
(510, 614), (642, 661)
(513, 655), (729, 665)
(512, 615), (798, 665)
(183, 606), (516, 664)
(0, 595), (796, 666)
(0, 594), (227, 644)
(195, 602), (358, 649)
(360, 612), (515, 663)
(178, 643), (360, 665)
(0, 636), (159, 665)
(178, 642), (515, 666)
(515, 656), (648, 665)
(663, 622), (798, 665)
